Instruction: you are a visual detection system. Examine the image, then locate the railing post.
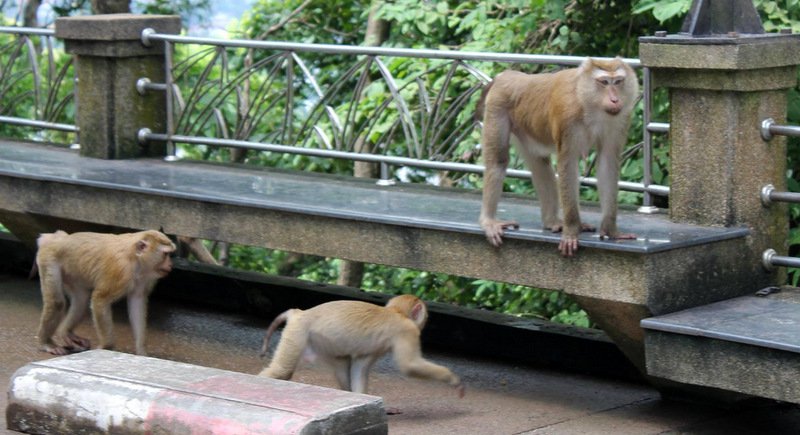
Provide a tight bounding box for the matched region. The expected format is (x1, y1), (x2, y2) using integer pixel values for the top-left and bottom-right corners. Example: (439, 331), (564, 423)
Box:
(55, 14), (180, 159)
(639, 20), (799, 282)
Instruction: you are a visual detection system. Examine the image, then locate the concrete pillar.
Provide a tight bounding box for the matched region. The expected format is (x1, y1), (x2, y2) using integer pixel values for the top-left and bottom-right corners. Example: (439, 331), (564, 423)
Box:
(638, 33), (800, 277)
(55, 14), (180, 159)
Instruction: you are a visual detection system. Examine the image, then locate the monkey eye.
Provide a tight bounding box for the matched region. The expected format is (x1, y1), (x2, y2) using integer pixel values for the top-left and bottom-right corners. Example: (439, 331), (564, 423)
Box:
(597, 78), (610, 86)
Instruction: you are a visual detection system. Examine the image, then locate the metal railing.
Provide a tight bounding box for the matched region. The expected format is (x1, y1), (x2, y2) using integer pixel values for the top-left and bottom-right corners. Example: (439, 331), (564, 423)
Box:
(0, 26), (78, 145)
(758, 118), (800, 271)
(137, 29), (670, 203)
(760, 119), (800, 206)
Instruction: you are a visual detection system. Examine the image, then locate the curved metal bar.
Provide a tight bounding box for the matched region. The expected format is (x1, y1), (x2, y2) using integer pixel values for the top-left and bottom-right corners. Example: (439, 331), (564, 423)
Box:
(374, 56), (420, 154)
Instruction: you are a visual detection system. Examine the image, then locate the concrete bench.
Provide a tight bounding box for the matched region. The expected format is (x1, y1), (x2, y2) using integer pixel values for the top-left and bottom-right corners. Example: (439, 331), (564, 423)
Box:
(0, 139), (760, 373)
(6, 350), (386, 434)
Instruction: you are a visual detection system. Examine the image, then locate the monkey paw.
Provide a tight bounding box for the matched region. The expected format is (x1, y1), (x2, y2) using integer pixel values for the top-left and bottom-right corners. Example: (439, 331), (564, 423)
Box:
(67, 333), (91, 350)
(558, 235), (579, 257)
(599, 231), (636, 241)
(481, 219), (519, 247)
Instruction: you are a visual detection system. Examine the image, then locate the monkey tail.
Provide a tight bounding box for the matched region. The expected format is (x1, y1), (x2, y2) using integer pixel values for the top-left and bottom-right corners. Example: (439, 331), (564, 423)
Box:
(260, 309), (296, 358)
(28, 261), (38, 280)
(29, 230), (68, 280)
(474, 80), (494, 123)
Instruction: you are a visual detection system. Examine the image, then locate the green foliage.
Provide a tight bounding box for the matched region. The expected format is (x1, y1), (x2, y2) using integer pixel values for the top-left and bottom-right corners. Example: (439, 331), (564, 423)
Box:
(0, 30), (76, 144)
(225, 243), (590, 325)
(133, 0), (212, 28)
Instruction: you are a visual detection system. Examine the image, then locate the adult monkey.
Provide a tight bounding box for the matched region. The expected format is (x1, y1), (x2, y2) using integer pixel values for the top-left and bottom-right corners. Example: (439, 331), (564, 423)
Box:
(477, 57), (639, 256)
(34, 230), (176, 355)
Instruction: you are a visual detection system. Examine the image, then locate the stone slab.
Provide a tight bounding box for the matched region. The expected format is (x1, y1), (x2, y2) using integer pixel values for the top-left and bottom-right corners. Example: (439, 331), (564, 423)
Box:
(642, 287), (800, 404)
(55, 14), (180, 41)
(639, 33), (800, 69)
(6, 350), (387, 434)
(642, 287), (800, 353)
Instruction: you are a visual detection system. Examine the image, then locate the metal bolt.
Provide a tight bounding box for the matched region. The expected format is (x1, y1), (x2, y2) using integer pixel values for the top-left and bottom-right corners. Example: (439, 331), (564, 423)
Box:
(761, 118), (775, 141)
(141, 28), (155, 47)
(136, 78), (151, 96)
(137, 128), (152, 145)
(762, 248), (776, 271)
(760, 184), (775, 207)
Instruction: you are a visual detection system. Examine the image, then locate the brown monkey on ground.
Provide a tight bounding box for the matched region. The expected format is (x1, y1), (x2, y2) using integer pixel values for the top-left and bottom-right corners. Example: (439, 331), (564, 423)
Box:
(477, 57), (639, 256)
(258, 295), (464, 398)
(34, 230), (176, 355)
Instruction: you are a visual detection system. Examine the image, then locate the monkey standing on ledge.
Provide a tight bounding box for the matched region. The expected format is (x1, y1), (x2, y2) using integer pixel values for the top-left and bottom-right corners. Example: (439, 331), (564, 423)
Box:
(477, 57), (639, 256)
(34, 230), (176, 356)
(258, 295), (464, 399)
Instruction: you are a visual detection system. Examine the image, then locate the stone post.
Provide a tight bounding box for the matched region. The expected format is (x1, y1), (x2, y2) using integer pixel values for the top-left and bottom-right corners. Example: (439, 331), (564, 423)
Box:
(55, 14), (180, 159)
(639, 24), (800, 285)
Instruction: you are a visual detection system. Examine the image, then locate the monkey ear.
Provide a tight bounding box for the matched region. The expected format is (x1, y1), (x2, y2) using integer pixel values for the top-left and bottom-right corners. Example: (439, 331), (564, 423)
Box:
(410, 302), (425, 322)
(135, 239), (150, 256)
(579, 57), (594, 73)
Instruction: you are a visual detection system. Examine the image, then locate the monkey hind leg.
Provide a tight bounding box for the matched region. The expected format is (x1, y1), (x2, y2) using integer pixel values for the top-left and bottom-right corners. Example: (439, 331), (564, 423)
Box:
(331, 358), (352, 391)
(36, 269), (68, 353)
(258, 321), (308, 380)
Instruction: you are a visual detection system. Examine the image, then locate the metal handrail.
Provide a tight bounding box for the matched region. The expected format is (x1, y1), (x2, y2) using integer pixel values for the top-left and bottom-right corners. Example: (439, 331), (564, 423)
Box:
(141, 29), (641, 68)
(0, 26), (54, 36)
(761, 118), (800, 141)
(762, 248), (800, 270)
(760, 184), (800, 206)
(139, 129), (670, 196)
(0, 116), (77, 132)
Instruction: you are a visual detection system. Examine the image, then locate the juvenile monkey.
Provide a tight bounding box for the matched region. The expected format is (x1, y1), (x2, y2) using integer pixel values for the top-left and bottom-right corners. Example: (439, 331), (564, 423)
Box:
(259, 295), (464, 398)
(477, 57), (639, 256)
(35, 230), (176, 355)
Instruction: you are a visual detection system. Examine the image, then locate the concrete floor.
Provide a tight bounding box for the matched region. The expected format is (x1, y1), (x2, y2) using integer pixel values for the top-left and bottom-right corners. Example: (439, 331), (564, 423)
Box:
(3, 273), (800, 434)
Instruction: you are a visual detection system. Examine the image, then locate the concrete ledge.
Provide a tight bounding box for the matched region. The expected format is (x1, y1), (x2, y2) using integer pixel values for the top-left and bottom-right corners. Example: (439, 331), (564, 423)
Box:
(642, 289), (800, 404)
(6, 350), (387, 434)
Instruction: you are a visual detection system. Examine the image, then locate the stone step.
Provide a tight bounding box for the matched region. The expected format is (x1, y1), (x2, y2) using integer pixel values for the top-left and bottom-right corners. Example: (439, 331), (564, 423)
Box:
(6, 349), (387, 434)
(641, 287), (800, 404)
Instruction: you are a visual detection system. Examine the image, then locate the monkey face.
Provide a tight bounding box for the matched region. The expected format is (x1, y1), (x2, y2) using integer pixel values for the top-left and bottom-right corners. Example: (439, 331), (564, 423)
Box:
(154, 247), (174, 277)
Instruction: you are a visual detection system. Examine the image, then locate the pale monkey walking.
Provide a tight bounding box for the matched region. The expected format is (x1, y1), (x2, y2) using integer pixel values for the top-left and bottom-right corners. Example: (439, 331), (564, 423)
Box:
(259, 295), (464, 398)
